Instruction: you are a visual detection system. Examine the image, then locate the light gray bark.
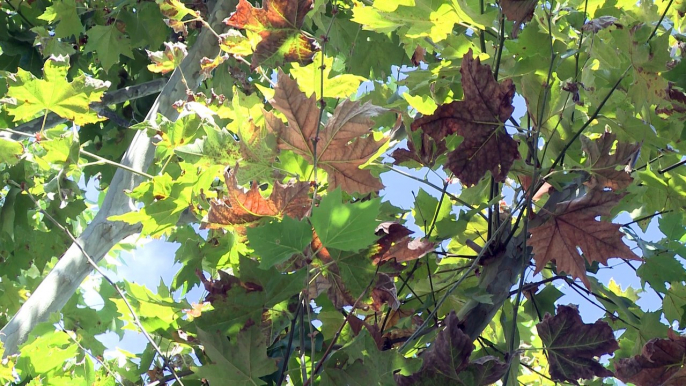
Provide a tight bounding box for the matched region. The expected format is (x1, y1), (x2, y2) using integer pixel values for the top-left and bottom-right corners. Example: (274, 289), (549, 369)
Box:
(0, 0), (236, 356)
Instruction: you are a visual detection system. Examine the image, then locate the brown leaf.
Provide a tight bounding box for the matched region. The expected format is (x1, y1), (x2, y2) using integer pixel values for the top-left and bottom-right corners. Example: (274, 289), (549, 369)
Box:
(205, 165), (311, 228)
(224, 0), (318, 69)
(409, 49), (519, 186)
(536, 305), (618, 385)
(529, 189), (642, 288)
(411, 45), (427, 66)
(395, 311), (508, 385)
(501, 0), (538, 36)
(580, 131), (640, 191)
(372, 222), (435, 265)
(370, 273), (399, 311)
(615, 329), (686, 386)
(266, 71), (388, 194)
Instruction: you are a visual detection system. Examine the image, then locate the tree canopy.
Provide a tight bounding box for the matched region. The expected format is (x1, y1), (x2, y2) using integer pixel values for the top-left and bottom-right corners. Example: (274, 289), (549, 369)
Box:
(0, 0), (685, 385)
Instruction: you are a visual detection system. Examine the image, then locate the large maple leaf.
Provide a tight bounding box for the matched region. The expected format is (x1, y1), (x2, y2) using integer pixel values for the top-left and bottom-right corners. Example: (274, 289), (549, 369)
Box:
(205, 165), (311, 228)
(536, 305), (618, 384)
(580, 131), (640, 191)
(224, 0), (318, 69)
(614, 329), (686, 386)
(405, 49), (520, 186)
(266, 71), (387, 194)
(529, 189), (641, 288)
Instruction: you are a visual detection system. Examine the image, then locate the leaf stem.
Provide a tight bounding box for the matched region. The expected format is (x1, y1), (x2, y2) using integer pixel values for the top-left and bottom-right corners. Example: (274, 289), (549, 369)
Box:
(80, 149), (155, 179)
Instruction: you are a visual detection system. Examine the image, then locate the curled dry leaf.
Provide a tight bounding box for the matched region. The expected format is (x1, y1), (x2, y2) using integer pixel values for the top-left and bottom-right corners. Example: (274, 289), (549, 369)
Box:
(529, 189), (642, 288)
(536, 305), (618, 385)
(371, 273), (399, 311)
(204, 165), (311, 229)
(395, 311), (508, 385)
(372, 222), (435, 265)
(224, 0), (318, 69)
(580, 131), (640, 191)
(406, 49), (520, 186)
(614, 329), (686, 386)
(266, 71), (388, 194)
(583, 16), (622, 32)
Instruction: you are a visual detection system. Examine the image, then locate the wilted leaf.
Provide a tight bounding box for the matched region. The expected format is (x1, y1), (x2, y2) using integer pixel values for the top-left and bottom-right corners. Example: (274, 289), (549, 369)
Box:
(371, 222), (435, 265)
(408, 49), (519, 186)
(224, 0), (318, 69)
(500, 0), (538, 35)
(205, 165), (311, 228)
(395, 311), (508, 385)
(536, 305), (618, 384)
(581, 131), (640, 191)
(529, 189), (642, 288)
(614, 329), (686, 386)
(146, 42), (187, 74)
(266, 71), (388, 194)
(371, 273), (399, 311)
(583, 16), (622, 32)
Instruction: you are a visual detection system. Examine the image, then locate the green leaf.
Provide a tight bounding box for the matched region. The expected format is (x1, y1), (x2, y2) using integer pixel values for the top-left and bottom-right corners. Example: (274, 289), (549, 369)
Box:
(4, 56), (109, 125)
(289, 52), (366, 99)
(310, 188), (380, 251)
(637, 253), (686, 293)
(84, 25), (135, 71)
(194, 326), (278, 385)
(15, 323), (79, 377)
(0, 138), (23, 165)
(412, 188), (457, 239)
(321, 330), (420, 386)
(247, 216), (313, 269)
(37, 0), (84, 38)
(663, 282), (686, 328)
(121, 3), (169, 49)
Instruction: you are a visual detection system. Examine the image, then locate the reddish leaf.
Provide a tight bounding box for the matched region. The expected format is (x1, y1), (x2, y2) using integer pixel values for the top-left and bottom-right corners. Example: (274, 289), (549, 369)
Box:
(224, 0), (318, 69)
(395, 311), (508, 385)
(266, 71), (387, 194)
(580, 131), (640, 191)
(409, 49), (519, 186)
(205, 165), (311, 228)
(536, 305), (618, 384)
(529, 189), (642, 288)
(615, 329), (686, 386)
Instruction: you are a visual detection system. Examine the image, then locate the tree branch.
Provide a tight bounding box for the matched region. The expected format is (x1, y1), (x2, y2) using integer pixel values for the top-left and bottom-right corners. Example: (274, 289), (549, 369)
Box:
(0, 0), (237, 356)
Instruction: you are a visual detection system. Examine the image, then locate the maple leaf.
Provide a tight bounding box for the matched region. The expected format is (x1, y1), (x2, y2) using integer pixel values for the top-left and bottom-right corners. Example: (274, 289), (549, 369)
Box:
(3, 55), (110, 126)
(146, 42), (188, 74)
(224, 0), (318, 69)
(205, 165), (311, 228)
(614, 329), (686, 386)
(395, 311), (508, 385)
(529, 189), (641, 288)
(408, 49), (520, 186)
(536, 305), (618, 384)
(265, 71), (387, 194)
(580, 131), (640, 191)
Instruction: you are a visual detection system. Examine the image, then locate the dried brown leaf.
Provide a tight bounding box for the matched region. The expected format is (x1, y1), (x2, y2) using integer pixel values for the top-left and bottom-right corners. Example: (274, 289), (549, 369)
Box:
(581, 131), (640, 191)
(529, 189), (642, 288)
(205, 165), (311, 228)
(266, 71), (387, 194)
(409, 49), (519, 186)
(615, 329), (686, 386)
(537, 305), (618, 385)
(501, 0), (538, 36)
